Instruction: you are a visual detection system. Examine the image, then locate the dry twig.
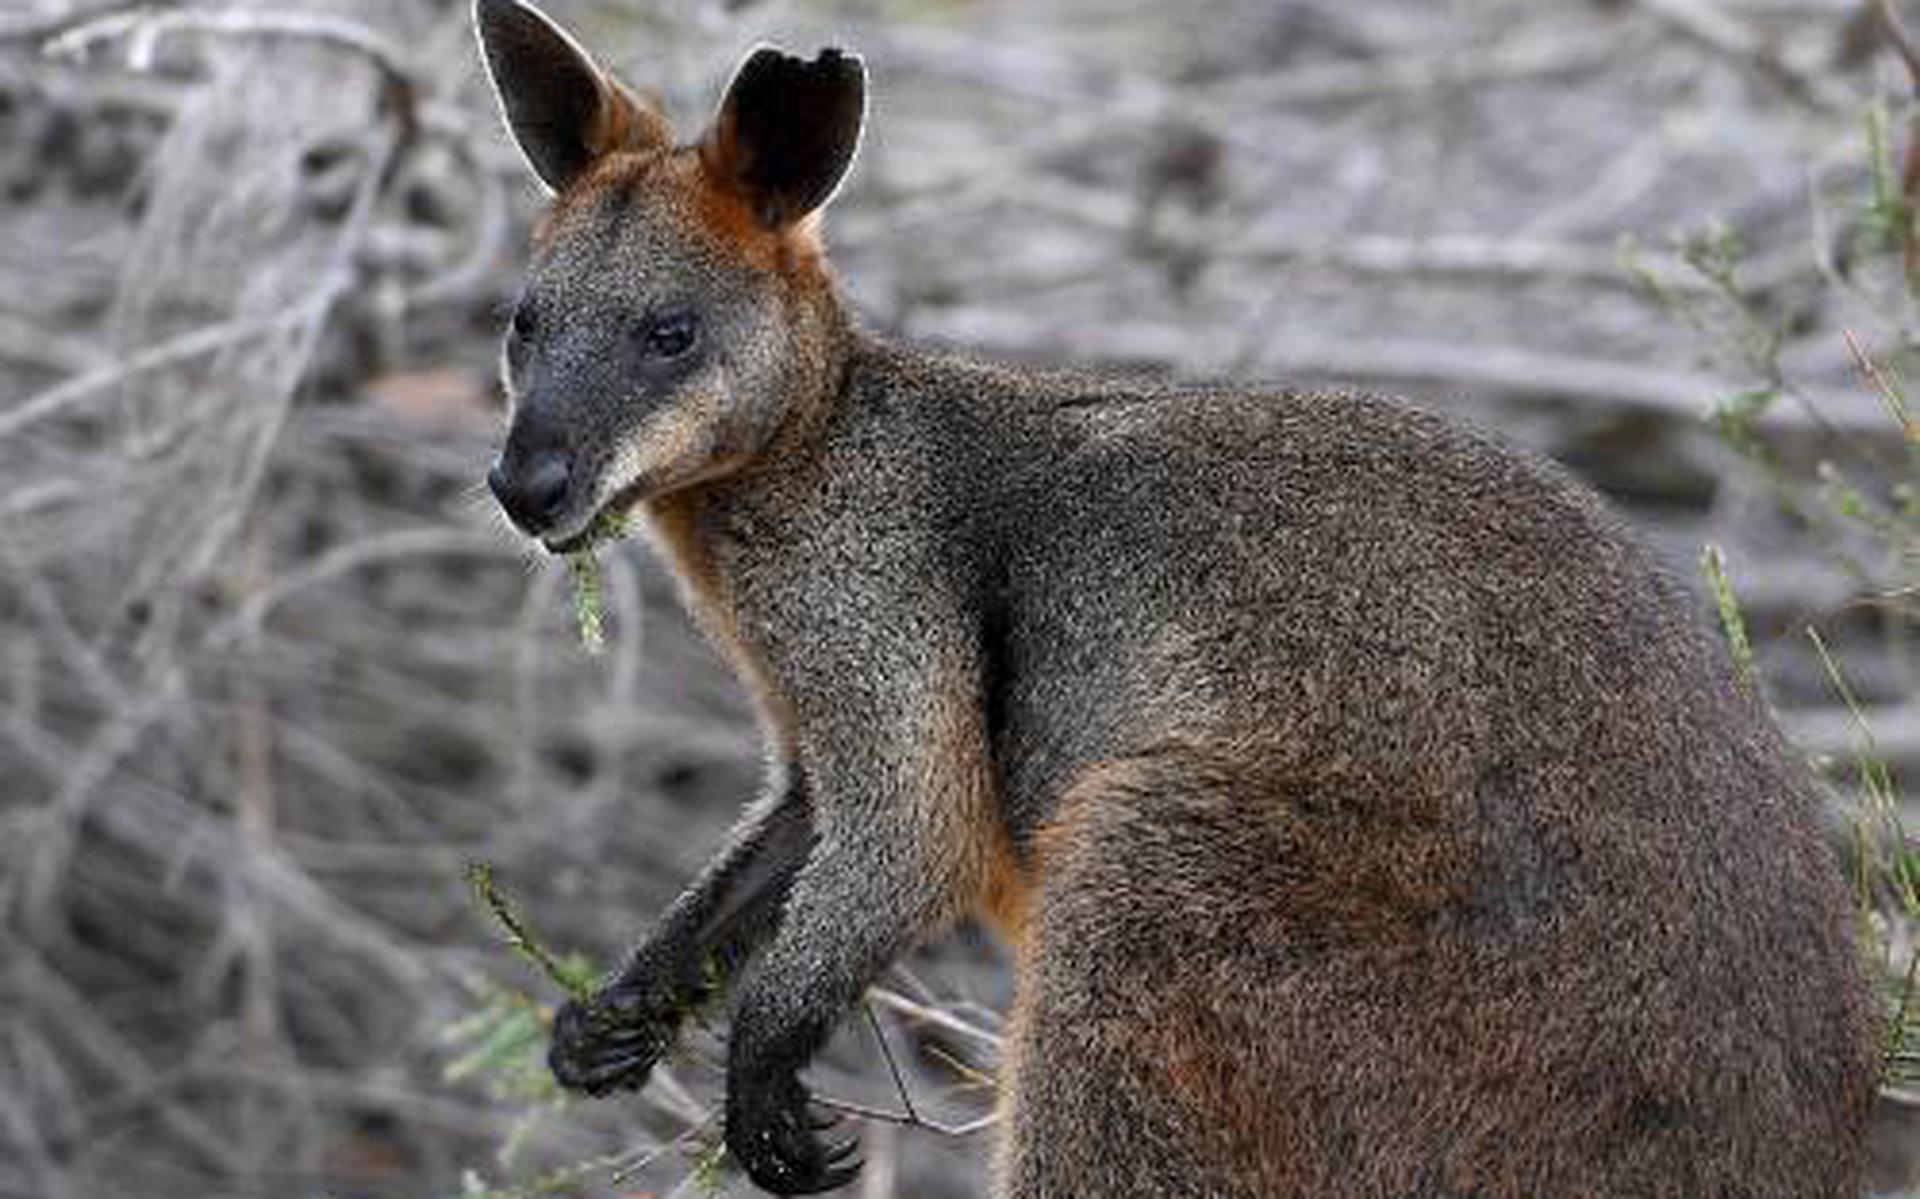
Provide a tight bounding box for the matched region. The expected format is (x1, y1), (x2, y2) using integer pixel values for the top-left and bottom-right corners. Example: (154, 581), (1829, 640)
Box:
(1624, 0), (1850, 113)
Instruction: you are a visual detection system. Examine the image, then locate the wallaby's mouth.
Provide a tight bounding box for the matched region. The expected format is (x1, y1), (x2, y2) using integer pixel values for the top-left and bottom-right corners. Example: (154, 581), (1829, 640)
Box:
(539, 448), (752, 552)
(541, 477), (651, 555)
(544, 528), (595, 555)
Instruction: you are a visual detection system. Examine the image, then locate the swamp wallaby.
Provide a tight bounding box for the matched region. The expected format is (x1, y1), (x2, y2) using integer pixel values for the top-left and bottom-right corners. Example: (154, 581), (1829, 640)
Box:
(472, 2), (1880, 1194)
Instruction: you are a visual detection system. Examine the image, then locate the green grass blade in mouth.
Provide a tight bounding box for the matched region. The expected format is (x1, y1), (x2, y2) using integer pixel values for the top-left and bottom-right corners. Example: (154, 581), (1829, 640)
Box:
(564, 507), (636, 655)
(568, 550), (606, 654)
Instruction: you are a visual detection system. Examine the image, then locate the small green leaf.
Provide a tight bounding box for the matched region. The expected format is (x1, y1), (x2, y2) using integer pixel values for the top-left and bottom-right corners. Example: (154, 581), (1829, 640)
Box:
(1699, 544), (1754, 688)
(568, 551), (605, 654)
(563, 508), (636, 654)
(464, 860), (596, 999)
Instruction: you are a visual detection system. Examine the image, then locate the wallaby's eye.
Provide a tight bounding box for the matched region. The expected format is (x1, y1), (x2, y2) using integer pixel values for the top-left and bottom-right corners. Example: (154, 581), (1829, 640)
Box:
(643, 312), (698, 360)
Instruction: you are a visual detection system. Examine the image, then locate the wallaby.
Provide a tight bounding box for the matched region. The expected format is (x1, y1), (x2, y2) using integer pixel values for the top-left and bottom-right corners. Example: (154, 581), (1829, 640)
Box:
(472, 2), (1880, 1195)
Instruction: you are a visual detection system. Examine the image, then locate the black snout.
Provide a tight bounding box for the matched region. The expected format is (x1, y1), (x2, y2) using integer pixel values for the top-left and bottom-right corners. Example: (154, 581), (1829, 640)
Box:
(488, 449), (572, 535)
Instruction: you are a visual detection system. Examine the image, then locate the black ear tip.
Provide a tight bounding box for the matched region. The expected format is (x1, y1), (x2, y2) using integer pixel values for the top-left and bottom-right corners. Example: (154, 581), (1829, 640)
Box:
(473, 0), (523, 31)
(711, 41), (867, 225)
(736, 44), (865, 89)
(816, 46), (865, 83)
(474, 0), (554, 58)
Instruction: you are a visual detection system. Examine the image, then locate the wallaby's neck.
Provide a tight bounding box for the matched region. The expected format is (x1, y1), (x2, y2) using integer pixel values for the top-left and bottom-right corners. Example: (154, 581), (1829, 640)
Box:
(769, 278), (859, 458)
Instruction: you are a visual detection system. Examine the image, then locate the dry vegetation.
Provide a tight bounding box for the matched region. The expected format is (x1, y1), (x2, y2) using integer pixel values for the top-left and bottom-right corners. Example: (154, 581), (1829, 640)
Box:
(1, 0), (1917, 1196)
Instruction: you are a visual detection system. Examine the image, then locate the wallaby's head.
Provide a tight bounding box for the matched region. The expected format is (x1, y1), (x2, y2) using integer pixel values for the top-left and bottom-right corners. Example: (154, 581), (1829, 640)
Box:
(474, 0), (865, 549)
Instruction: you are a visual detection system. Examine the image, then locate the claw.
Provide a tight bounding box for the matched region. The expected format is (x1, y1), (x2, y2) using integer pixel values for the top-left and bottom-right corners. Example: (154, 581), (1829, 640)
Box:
(590, 1025), (656, 1047)
(580, 1051), (651, 1087)
(728, 1075), (867, 1194)
(825, 1136), (860, 1162)
(819, 1161), (862, 1190)
(547, 984), (679, 1098)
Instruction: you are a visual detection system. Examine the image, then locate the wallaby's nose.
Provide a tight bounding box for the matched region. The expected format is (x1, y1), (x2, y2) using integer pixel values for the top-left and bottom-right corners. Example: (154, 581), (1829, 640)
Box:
(489, 450), (572, 535)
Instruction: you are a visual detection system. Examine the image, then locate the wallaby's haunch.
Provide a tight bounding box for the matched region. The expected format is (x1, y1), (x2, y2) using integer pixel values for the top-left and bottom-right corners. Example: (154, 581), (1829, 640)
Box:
(473, 2), (1878, 1194)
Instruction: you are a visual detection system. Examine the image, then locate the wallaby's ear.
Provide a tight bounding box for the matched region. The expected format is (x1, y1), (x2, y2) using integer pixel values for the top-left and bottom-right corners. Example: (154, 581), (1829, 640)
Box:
(474, 0), (673, 193)
(700, 46), (866, 229)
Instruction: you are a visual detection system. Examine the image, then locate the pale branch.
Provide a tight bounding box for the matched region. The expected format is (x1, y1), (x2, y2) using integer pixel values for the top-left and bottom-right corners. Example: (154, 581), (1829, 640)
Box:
(0, 310), (109, 375)
(865, 1002), (921, 1127)
(797, 993), (1003, 1144)
(811, 1096), (999, 1139)
(0, 528), (127, 709)
(0, 293), (331, 441)
(1205, 31), (1610, 108)
(867, 986), (1004, 1052)
(231, 527), (520, 638)
(1623, 0), (1850, 113)
(43, 7), (414, 105)
(856, 1121), (899, 1199)
(9, 945), (251, 1174)
(1203, 230), (1738, 293)
(954, 174), (1793, 297)
(1843, 327), (1918, 439)
(1875, 0), (1920, 94)
(1782, 700), (1920, 768)
(914, 308), (1902, 434)
(0, 0), (161, 46)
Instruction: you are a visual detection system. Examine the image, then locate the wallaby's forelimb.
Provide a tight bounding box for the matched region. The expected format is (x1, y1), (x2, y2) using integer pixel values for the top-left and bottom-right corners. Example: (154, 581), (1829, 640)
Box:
(640, 769), (815, 999)
(547, 771), (812, 1096)
(722, 637), (992, 1194)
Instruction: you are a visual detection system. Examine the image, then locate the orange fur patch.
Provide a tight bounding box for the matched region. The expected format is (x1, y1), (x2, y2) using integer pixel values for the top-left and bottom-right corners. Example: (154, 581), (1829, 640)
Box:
(680, 151), (826, 275)
(977, 822), (1034, 949)
(537, 147), (827, 280)
(594, 79), (673, 163)
(910, 654), (1027, 946)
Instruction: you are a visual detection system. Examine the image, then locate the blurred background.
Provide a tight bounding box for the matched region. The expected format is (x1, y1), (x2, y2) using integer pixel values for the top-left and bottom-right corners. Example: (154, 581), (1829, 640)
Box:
(1, 0), (1917, 1195)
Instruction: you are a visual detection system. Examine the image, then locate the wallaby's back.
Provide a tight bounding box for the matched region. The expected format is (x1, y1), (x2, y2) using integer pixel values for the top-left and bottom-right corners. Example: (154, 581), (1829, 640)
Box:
(837, 342), (1879, 1197)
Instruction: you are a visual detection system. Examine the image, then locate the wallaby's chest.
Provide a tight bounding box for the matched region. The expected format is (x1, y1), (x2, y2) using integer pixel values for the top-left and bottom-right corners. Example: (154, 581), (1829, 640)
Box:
(640, 481), (858, 739)
(641, 490), (794, 730)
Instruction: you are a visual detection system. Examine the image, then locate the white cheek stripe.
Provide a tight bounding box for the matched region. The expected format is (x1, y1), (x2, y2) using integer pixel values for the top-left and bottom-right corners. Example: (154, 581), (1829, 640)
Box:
(596, 400), (708, 510)
(599, 418), (659, 509)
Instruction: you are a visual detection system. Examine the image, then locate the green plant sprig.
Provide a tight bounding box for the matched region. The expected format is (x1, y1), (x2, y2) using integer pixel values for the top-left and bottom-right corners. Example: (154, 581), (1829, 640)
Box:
(464, 860), (596, 1000)
(1700, 544), (1756, 690)
(564, 508), (637, 655)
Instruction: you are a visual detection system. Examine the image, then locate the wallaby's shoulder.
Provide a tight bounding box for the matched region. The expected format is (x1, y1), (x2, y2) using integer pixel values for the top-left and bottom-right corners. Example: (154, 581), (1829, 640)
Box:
(842, 332), (1629, 542)
(849, 332), (1510, 454)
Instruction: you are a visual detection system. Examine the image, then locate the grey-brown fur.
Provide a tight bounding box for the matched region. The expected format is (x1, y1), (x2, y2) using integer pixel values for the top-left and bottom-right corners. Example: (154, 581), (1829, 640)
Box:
(473, 3), (1880, 1195)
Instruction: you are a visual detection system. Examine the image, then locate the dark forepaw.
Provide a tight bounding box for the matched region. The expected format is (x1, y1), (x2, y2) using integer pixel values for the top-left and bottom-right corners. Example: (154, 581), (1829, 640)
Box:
(547, 983), (676, 1097)
(726, 1073), (861, 1194)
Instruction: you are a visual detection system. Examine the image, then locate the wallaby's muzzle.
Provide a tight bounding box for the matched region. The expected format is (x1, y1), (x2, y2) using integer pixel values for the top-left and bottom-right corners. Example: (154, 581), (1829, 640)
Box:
(487, 443), (572, 537)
